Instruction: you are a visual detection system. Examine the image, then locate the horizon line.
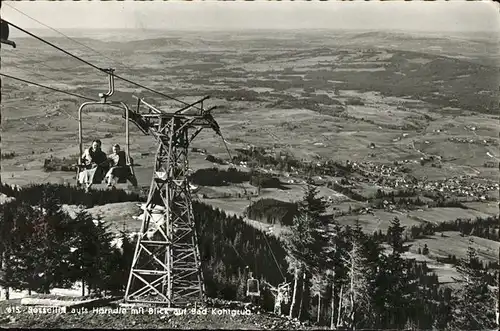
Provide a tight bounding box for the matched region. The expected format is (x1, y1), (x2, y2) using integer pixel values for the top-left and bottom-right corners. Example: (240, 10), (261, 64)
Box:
(10, 27), (497, 33)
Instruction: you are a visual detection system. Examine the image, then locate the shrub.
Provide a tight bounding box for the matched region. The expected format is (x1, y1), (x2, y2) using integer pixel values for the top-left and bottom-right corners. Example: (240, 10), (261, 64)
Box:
(43, 157), (78, 172)
(205, 154), (227, 165)
(345, 97), (365, 106)
(250, 173), (282, 189)
(1, 152), (16, 160)
(0, 183), (142, 208)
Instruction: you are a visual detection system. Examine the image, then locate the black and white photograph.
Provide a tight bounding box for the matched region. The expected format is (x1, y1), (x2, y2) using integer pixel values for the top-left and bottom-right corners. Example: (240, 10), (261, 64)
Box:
(0, 0), (499, 329)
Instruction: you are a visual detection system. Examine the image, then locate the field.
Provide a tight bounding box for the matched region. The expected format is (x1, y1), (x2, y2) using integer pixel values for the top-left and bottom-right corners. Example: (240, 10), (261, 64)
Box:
(1, 29), (499, 293)
(2, 30), (499, 182)
(61, 202), (143, 233)
(410, 231), (500, 264)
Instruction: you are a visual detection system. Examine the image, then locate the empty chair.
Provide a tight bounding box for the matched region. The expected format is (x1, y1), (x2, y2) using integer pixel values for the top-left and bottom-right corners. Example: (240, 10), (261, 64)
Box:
(246, 274), (260, 297)
(279, 283), (291, 304)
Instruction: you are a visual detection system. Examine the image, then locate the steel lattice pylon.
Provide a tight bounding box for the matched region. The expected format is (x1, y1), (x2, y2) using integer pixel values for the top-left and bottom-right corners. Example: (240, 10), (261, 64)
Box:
(124, 97), (220, 307)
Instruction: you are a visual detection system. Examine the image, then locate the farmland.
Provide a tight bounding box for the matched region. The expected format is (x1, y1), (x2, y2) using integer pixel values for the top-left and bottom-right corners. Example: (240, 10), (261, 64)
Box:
(1, 28), (499, 329)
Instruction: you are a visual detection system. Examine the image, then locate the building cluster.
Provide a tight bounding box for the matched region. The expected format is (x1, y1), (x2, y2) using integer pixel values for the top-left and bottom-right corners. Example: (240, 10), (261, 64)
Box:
(409, 178), (498, 200)
(335, 161), (498, 202)
(448, 136), (498, 146)
(226, 147), (498, 206)
(346, 161), (412, 184)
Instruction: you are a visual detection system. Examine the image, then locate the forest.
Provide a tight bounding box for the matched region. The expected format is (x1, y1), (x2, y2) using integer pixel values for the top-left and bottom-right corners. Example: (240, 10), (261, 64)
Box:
(406, 215), (500, 242)
(189, 168), (250, 187)
(188, 167), (282, 190)
(0, 183), (497, 329)
(244, 198), (298, 226)
(0, 183), (140, 207)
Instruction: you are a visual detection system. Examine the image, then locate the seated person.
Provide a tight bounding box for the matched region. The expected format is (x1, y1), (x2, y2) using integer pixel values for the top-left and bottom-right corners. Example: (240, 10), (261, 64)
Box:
(77, 139), (109, 190)
(104, 144), (138, 187)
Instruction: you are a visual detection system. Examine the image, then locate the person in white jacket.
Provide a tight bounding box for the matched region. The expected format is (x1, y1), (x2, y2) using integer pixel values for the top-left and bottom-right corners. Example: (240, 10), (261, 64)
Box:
(104, 144), (137, 188)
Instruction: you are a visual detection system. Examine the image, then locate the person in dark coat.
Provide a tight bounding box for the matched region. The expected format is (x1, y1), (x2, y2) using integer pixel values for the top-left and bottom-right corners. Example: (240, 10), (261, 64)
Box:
(78, 139), (108, 191)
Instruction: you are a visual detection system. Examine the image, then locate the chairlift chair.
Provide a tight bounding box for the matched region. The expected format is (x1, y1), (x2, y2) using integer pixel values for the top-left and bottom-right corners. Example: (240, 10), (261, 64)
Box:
(246, 272), (261, 297)
(279, 282), (291, 304)
(75, 69), (138, 190)
(1, 20), (16, 48)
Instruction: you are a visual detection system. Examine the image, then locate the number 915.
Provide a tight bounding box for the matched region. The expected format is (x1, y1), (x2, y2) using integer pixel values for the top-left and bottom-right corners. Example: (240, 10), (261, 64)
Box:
(4, 306), (21, 314)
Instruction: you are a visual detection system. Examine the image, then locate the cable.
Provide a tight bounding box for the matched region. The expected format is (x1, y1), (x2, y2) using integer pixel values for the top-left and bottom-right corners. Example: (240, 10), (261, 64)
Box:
(1, 68), (80, 121)
(4, 20), (105, 73)
(5, 15), (282, 282)
(220, 132), (235, 166)
(2, 69), (85, 121)
(229, 239), (246, 266)
(2, 66), (60, 83)
(263, 230), (287, 281)
(112, 73), (203, 110)
(218, 131), (251, 199)
(4, 3), (135, 73)
(253, 224), (257, 276)
(0, 73), (96, 101)
(217, 130), (288, 281)
(0, 50), (63, 72)
(4, 19), (204, 110)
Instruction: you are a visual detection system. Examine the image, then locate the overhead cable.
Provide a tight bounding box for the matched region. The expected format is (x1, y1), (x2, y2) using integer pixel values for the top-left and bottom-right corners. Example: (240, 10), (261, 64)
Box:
(217, 131), (287, 281)
(2, 66), (60, 83)
(0, 51), (63, 72)
(4, 3), (135, 73)
(0, 73), (97, 101)
(4, 19), (204, 110)
(4, 20), (105, 73)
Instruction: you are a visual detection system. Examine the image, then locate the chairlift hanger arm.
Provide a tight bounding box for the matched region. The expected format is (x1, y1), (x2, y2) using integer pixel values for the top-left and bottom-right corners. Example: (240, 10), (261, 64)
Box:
(78, 99), (133, 164)
(98, 68), (115, 102)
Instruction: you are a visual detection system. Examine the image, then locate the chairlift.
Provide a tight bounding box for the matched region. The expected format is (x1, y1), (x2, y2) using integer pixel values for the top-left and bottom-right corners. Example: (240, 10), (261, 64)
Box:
(76, 69), (138, 191)
(1, 20), (16, 48)
(246, 272), (261, 297)
(279, 282), (291, 304)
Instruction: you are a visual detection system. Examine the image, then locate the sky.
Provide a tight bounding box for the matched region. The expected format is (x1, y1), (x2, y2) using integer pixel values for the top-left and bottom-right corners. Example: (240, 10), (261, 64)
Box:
(1, 1), (499, 33)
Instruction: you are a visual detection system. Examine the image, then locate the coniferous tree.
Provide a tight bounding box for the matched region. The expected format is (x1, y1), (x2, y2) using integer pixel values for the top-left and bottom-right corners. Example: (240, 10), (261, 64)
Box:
(297, 184), (327, 219)
(341, 221), (372, 330)
(322, 222), (346, 328)
(91, 218), (118, 294)
(119, 231), (135, 289)
(283, 185), (329, 317)
(1, 196), (75, 294)
(0, 199), (25, 299)
(4, 182), (481, 326)
(449, 239), (497, 330)
(68, 212), (116, 296)
(296, 185), (330, 320)
(285, 213), (312, 319)
(310, 272), (329, 323)
(373, 217), (415, 329)
(296, 184), (329, 267)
